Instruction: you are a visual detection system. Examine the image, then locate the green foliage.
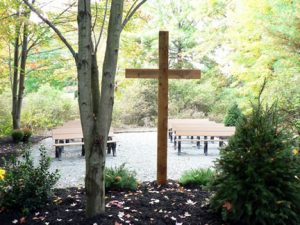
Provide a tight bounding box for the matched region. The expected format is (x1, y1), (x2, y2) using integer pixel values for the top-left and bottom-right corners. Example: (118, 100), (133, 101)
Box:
(0, 91), (12, 136)
(210, 101), (300, 225)
(105, 164), (138, 191)
(22, 84), (78, 131)
(224, 103), (243, 126)
(22, 128), (32, 143)
(11, 129), (24, 143)
(179, 168), (215, 187)
(0, 145), (60, 213)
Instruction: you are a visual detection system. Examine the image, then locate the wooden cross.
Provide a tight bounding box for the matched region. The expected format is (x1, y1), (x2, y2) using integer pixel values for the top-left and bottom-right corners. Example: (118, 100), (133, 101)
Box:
(125, 31), (201, 184)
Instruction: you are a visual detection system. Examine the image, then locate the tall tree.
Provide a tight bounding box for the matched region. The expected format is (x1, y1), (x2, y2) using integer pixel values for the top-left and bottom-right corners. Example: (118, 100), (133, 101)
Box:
(23, 0), (146, 216)
(0, 0), (70, 129)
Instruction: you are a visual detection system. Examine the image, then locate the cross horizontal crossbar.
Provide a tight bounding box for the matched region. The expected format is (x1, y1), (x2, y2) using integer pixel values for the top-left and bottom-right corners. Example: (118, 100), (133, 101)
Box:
(125, 69), (201, 79)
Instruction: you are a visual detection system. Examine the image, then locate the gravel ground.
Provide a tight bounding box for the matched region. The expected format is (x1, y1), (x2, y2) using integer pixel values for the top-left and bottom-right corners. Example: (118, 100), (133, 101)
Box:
(30, 132), (221, 188)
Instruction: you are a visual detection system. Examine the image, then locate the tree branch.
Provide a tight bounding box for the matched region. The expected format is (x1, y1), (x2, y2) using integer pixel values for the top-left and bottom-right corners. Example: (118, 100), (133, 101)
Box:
(22, 0), (77, 62)
(95, 0), (109, 52)
(121, 0), (147, 31)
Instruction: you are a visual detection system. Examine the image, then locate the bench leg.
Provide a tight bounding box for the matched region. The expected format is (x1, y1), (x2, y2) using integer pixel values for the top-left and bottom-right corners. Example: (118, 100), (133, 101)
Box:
(55, 147), (59, 158)
(55, 140), (64, 160)
(55, 140), (59, 158)
(81, 138), (85, 156)
(210, 136), (214, 144)
(204, 141), (208, 156)
(174, 135), (177, 149)
(204, 136), (208, 156)
(219, 137), (224, 147)
(112, 143), (117, 157)
(81, 145), (85, 156)
(169, 129), (173, 142)
(178, 136), (181, 155)
(58, 146), (63, 160)
(107, 143), (112, 154)
(196, 136), (200, 149)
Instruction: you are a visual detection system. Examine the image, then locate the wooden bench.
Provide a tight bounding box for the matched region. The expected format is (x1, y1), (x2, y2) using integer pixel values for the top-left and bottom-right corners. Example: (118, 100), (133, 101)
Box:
(168, 119), (218, 142)
(169, 119), (235, 155)
(174, 128), (235, 155)
(52, 120), (116, 160)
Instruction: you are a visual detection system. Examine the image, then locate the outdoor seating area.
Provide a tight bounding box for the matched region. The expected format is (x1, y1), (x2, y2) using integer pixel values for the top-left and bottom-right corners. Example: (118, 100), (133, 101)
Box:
(52, 119), (117, 160)
(168, 119), (235, 155)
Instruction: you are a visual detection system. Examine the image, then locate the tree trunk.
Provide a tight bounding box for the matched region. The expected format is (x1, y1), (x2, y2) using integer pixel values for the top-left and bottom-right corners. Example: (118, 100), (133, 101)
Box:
(12, 19), (21, 130)
(77, 0), (124, 217)
(15, 22), (29, 129)
(98, 0), (123, 133)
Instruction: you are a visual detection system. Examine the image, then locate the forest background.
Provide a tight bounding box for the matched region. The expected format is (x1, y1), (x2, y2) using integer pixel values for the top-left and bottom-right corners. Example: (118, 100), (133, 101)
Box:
(0, 0), (299, 136)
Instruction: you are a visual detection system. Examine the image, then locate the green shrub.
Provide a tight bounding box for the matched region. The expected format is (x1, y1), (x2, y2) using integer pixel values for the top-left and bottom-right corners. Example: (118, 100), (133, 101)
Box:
(224, 103), (243, 126)
(210, 101), (300, 225)
(22, 84), (78, 131)
(179, 168), (215, 187)
(22, 128), (32, 143)
(105, 164), (138, 191)
(0, 145), (60, 213)
(0, 90), (12, 137)
(11, 129), (24, 143)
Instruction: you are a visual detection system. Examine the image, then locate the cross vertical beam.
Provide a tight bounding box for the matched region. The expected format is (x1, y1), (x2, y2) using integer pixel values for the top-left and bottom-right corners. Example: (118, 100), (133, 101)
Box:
(125, 31), (201, 185)
(157, 31), (168, 184)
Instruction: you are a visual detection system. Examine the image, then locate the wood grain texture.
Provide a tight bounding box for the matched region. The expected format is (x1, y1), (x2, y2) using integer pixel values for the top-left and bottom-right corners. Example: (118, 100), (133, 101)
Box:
(125, 68), (200, 79)
(157, 31), (169, 185)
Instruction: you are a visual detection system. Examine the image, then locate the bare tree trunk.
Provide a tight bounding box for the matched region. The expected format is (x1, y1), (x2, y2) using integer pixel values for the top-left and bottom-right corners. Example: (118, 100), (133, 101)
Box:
(23, 0), (144, 217)
(98, 0), (123, 133)
(77, 0), (103, 217)
(15, 22), (29, 129)
(12, 19), (21, 130)
(78, 0), (124, 217)
(11, 3), (33, 130)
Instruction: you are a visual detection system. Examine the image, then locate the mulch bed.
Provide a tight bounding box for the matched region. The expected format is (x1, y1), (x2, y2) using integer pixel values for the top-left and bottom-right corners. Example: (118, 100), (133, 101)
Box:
(0, 180), (224, 225)
(0, 136), (47, 165)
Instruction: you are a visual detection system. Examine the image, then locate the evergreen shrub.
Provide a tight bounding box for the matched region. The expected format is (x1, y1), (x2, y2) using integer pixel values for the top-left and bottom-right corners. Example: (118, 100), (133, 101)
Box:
(11, 129), (24, 143)
(105, 164), (138, 191)
(0, 145), (60, 213)
(210, 101), (300, 225)
(224, 103), (242, 126)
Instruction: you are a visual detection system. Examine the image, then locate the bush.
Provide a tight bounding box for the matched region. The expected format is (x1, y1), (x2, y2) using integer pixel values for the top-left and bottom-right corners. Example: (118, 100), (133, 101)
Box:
(22, 84), (78, 131)
(0, 91), (12, 136)
(179, 168), (215, 187)
(22, 128), (32, 143)
(11, 129), (24, 143)
(0, 145), (60, 213)
(224, 103), (243, 126)
(210, 101), (300, 225)
(105, 164), (138, 191)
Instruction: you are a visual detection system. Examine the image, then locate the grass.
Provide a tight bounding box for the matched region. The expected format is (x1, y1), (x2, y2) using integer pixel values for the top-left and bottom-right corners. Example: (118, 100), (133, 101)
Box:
(105, 163), (138, 191)
(179, 168), (215, 187)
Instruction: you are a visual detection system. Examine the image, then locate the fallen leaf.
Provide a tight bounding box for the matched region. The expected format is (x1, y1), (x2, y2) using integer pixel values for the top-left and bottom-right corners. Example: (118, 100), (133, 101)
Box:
(20, 217), (26, 224)
(184, 212), (191, 217)
(186, 199), (196, 205)
(118, 211), (125, 220)
(171, 216), (177, 221)
(223, 201), (233, 211)
(12, 219), (18, 224)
